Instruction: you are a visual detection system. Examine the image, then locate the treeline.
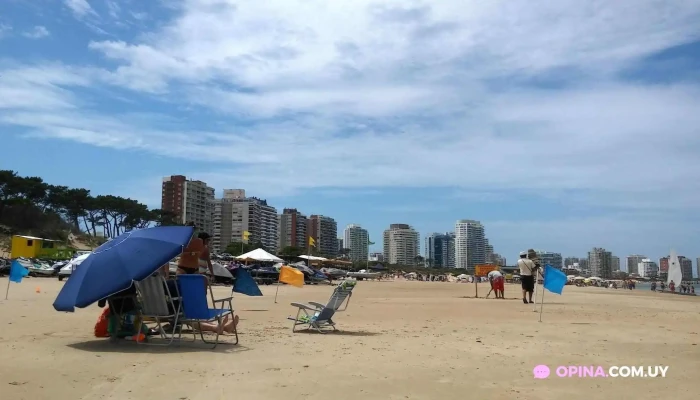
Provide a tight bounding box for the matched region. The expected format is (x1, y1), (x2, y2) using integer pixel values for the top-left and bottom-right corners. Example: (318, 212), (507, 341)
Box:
(0, 170), (179, 240)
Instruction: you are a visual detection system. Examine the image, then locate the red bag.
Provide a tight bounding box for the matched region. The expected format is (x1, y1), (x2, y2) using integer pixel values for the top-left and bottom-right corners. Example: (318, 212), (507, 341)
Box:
(94, 307), (110, 337)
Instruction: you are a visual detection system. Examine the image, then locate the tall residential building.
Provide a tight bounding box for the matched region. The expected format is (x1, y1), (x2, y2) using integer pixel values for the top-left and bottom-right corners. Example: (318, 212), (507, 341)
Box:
(588, 247), (613, 278)
(564, 257), (580, 268)
(638, 259), (658, 278)
(535, 250), (563, 270)
(337, 238), (344, 252)
(343, 224), (369, 262)
(578, 258), (590, 275)
(611, 255), (620, 271)
(455, 220), (486, 273)
(210, 189), (278, 253)
(383, 224), (420, 266)
(697, 257), (700, 279)
(492, 253), (506, 267)
(485, 239), (494, 264)
(307, 215), (338, 257)
(659, 257), (669, 274)
(161, 175), (215, 234)
(679, 256), (692, 280)
(426, 232), (455, 268)
(278, 208), (307, 249)
(626, 255), (646, 275)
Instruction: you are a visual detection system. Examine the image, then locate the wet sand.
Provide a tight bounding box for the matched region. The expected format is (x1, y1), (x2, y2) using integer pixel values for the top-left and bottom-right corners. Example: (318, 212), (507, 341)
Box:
(1, 278), (698, 400)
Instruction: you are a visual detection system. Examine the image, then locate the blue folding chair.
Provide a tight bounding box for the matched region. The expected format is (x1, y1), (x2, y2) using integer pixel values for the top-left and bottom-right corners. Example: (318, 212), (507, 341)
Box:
(177, 274), (234, 348)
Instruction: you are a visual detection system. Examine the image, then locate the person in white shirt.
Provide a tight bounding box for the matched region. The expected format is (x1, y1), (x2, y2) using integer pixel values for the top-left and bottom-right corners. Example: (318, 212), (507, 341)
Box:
(487, 269), (504, 299)
(517, 251), (536, 304)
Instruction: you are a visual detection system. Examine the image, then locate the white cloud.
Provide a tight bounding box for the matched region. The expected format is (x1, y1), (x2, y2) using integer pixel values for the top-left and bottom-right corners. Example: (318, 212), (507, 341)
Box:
(22, 26), (50, 39)
(2, 0), (700, 214)
(63, 0), (97, 19)
(0, 23), (12, 39)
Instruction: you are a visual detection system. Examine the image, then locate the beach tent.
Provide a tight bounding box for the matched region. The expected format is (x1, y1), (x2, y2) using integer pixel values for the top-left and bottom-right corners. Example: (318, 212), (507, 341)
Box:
(236, 248), (284, 263)
(589, 276), (602, 281)
(298, 255), (327, 261)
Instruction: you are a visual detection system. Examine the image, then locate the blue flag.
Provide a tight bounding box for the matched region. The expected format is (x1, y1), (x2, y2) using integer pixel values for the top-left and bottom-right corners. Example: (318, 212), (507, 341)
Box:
(543, 264), (566, 295)
(9, 260), (29, 283)
(233, 268), (262, 296)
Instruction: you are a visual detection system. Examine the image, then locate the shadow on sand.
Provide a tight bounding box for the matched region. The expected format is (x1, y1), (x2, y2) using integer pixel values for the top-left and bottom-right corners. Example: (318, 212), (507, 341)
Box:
(294, 330), (381, 337)
(67, 338), (249, 354)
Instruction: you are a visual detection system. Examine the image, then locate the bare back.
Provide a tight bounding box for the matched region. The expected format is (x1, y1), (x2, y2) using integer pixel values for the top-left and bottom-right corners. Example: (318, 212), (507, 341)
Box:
(178, 237), (204, 270)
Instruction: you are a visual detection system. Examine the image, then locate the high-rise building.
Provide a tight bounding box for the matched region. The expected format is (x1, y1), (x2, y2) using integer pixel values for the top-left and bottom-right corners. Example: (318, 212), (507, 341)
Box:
(383, 224), (420, 266)
(343, 224), (369, 262)
(626, 255), (646, 275)
(455, 220), (486, 273)
(611, 255), (620, 271)
(535, 250), (563, 270)
(578, 258), (590, 275)
(492, 253), (506, 267)
(564, 257), (579, 268)
(485, 239), (494, 264)
(210, 189), (278, 253)
(679, 256), (692, 280)
(588, 247), (613, 278)
(337, 238), (344, 253)
(278, 208), (307, 250)
(425, 232), (455, 268)
(659, 257), (669, 273)
(697, 257), (700, 279)
(637, 259), (658, 278)
(161, 175), (215, 234)
(307, 215), (338, 257)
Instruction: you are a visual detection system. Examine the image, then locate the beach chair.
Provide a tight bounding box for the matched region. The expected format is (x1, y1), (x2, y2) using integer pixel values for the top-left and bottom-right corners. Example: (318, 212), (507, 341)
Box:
(289, 280), (357, 333)
(134, 274), (181, 346)
(178, 274), (234, 349)
(207, 284), (239, 345)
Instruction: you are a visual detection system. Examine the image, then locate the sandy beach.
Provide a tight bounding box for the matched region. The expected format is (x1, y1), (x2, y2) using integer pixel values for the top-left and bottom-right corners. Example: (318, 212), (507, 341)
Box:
(1, 279), (699, 400)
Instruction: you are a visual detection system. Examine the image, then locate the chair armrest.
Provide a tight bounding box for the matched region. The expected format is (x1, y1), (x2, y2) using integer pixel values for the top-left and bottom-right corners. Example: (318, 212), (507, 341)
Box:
(213, 297), (233, 303)
(291, 302), (316, 311)
(308, 302), (325, 309)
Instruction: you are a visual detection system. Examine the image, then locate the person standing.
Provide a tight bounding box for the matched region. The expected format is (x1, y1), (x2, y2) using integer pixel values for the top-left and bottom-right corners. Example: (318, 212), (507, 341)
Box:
(517, 251), (536, 304)
(197, 232), (215, 281)
(177, 222), (204, 275)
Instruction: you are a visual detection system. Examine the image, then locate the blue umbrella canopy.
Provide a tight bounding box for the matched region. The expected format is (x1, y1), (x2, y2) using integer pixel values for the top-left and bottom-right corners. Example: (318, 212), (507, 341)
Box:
(53, 226), (194, 312)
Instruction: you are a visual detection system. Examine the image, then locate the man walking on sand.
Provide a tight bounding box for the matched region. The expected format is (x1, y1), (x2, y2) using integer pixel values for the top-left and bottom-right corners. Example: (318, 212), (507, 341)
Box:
(518, 251), (536, 304)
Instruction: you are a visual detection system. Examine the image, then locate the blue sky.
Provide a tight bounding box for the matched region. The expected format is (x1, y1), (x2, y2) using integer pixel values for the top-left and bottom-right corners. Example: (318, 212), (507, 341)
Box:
(1, 0), (699, 273)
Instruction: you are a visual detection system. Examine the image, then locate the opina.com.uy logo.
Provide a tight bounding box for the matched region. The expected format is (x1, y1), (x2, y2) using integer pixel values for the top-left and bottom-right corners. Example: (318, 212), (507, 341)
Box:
(533, 365), (669, 379)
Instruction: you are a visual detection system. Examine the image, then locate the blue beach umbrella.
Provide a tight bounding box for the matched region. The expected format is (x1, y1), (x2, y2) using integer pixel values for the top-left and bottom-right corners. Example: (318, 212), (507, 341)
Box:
(53, 226), (194, 312)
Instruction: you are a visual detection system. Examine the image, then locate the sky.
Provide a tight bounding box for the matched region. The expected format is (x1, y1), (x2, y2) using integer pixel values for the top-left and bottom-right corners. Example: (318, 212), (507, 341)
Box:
(1, 0), (699, 274)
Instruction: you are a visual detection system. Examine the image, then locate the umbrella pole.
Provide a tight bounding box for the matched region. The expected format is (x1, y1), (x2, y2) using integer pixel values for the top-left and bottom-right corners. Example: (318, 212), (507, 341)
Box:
(532, 270), (539, 312)
(5, 279), (10, 300)
(539, 280), (546, 322)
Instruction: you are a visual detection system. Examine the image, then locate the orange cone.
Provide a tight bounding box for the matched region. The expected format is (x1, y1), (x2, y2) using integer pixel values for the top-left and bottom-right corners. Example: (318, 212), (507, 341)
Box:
(35, 287), (41, 293)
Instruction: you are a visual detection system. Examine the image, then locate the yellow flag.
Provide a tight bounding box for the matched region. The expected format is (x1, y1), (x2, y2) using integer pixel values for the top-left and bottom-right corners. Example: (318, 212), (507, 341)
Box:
(308, 236), (315, 247)
(242, 231), (250, 241)
(279, 265), (304, 288)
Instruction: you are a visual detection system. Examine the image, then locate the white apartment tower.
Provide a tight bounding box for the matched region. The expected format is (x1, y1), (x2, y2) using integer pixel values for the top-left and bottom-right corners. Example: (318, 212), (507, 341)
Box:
(343, 224), (369, 262)
(383, 224), (420, 265)
(455, 220), (486, 273)
(637, 259), (659, 278)
(211, 189), (278, 254)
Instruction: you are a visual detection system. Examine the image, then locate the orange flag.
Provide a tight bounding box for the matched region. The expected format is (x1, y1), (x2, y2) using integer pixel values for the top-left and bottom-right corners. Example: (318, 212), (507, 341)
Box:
(279, 265), (304, 288)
